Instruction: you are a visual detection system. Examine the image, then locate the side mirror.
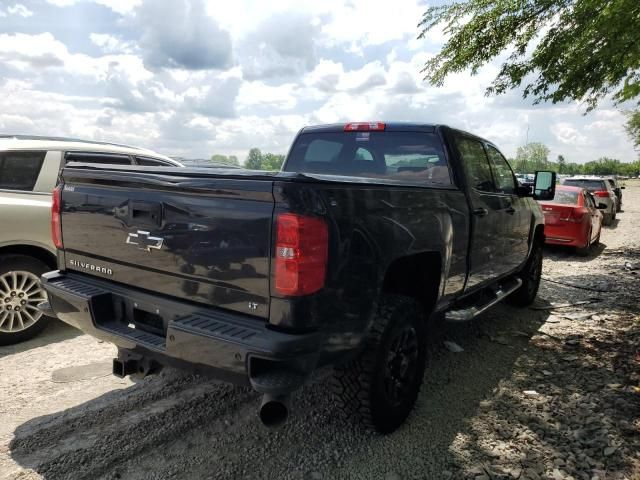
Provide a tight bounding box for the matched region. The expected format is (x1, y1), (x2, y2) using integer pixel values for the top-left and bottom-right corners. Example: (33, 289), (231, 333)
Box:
(597, 203), (608, 209)
(533, 171), (556, 201)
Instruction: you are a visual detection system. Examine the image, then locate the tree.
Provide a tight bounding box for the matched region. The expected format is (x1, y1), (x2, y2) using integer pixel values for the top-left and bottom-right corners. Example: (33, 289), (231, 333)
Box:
(514, 142), (550, 173)
(245, 148), (263, 170)
(625, 110), (640, 149)
(418, 0), (640, 112)
(210, 154), (239, 166)
(557, 155), (566, 174)
(261, 153), (285, 171)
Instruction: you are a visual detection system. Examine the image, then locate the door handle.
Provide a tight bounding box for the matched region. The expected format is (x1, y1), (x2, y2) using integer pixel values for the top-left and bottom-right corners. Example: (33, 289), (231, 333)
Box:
(505, 207), (516, 214)
(472, 207), (489, 217)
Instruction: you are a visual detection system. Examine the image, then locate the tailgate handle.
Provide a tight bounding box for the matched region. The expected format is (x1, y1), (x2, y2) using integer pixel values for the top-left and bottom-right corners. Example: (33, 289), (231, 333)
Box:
(130, 201), (162, 227)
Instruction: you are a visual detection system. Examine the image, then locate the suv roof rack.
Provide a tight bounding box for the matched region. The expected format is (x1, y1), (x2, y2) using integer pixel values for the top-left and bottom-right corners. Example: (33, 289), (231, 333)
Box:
(0, 134), (144, 150)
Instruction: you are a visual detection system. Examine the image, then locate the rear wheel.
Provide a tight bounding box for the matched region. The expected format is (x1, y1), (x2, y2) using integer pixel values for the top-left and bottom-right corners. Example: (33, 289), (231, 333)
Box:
(576, 229), (592, 256)
(331, 295), (427, 433)
(603, 212), (613, 226)
(0, 255), (52, 345)
(507, 239), (543, 307)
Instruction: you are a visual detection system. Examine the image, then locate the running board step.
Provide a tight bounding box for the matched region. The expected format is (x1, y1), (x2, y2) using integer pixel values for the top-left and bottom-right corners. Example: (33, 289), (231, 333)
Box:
(445, 277), (523, 322)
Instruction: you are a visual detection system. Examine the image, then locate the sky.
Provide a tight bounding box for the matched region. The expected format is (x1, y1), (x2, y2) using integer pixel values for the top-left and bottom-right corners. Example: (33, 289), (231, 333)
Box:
(0, 0), (637, 163)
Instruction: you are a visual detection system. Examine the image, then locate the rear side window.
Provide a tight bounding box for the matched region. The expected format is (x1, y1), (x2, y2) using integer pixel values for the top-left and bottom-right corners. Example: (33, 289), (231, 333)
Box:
(455, 137), (494, 192)
(285, 131), (451, 186)
(135, 156), (172, 166)
(0, 151), (46, 191)
(551, 190), (579, 205)
(65, 152), (131, 165)
(562, 179), (605, 191)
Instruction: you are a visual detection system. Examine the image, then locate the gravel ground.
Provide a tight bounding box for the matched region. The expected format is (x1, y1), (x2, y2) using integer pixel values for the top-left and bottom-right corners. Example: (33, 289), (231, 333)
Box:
(1, 183), (639, 480)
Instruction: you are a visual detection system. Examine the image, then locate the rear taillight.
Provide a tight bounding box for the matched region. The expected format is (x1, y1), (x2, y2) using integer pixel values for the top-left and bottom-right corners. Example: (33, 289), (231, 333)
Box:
(51, 185), (63, 249)
(561, 208), (586, 223)
(344, 122), (385, 131)
(594, 190), (610, 198)
(274, 213), (328, 296)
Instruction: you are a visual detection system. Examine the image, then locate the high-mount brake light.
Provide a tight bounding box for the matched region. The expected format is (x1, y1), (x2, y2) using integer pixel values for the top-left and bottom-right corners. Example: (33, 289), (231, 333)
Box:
(274, 213), (328, 296)
(51, 185), (63, 249)
(344, 122), (386, 132)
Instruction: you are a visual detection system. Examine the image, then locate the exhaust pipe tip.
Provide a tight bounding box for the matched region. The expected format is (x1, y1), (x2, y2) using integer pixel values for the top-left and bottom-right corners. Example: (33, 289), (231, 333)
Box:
(259, 394), (290, 428)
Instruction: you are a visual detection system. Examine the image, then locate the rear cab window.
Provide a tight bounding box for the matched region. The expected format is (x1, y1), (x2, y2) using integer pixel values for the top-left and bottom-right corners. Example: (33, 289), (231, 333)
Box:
(562, 179), (606, 192)
(284, 130), (452, 187)
(0, 151), (46, 191)
(550, 190), (580, 205)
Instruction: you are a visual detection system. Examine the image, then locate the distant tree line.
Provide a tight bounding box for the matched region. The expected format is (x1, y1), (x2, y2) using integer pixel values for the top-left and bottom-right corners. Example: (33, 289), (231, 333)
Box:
(210, 149), (285, 171)
(509, 142), (640, 176)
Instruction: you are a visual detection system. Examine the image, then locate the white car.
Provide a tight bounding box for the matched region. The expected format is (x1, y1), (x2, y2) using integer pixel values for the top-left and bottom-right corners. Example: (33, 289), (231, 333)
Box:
(0, 135), (181, 345)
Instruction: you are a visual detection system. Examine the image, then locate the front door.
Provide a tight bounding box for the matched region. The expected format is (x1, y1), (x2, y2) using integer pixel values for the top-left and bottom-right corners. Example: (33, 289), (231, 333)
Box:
(485, 144), (530, 271)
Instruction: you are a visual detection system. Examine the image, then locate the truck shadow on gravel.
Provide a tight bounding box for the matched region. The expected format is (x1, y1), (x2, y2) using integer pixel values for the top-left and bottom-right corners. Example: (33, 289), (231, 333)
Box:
(0, 321), (82, 359)
(7, 281), (639, 480)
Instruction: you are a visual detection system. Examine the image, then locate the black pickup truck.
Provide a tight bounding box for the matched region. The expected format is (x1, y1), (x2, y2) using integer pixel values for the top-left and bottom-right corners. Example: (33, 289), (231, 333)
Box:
(42, 122), (555, 433)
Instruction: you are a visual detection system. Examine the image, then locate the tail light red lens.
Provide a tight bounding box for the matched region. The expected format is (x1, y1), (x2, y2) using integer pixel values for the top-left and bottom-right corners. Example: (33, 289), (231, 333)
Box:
(594, 190), (610, 197)
(567, 209), (586, 223)
(274, 213), (328, 296)
(51, 185), (63, 249)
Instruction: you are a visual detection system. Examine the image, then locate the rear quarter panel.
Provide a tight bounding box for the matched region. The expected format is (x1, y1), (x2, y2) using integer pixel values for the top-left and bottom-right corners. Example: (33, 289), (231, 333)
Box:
(271, 181), (469, 360)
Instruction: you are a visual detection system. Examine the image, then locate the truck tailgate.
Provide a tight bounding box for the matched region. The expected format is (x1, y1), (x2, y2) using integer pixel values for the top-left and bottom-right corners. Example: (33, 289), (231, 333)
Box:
(59, 166), (275, 319)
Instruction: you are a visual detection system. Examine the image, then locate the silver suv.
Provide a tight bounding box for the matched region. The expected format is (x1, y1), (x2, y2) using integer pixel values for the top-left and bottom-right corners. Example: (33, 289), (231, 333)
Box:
(0, 135), (182, 345)
(561, 176), (617, 225)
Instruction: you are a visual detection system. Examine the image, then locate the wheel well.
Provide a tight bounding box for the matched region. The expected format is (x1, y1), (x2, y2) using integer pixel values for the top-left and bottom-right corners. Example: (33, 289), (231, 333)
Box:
(382, 252), (441, 314)
(0, 245), (57, 270)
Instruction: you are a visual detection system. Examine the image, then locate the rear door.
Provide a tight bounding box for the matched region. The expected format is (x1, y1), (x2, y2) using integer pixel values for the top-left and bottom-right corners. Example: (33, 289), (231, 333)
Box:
(453, 135), (509, 288)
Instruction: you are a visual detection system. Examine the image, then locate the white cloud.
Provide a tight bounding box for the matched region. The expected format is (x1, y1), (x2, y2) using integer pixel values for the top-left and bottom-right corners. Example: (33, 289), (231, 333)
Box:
(0, 0), (637, 163)
(5, 4), (33, 17)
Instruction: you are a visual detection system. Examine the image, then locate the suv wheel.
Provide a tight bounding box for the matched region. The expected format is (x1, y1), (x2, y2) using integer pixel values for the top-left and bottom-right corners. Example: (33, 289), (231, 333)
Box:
(507, 239), (543, 307)
(331, 295), (427, 433)
(0, 255), (52, 345)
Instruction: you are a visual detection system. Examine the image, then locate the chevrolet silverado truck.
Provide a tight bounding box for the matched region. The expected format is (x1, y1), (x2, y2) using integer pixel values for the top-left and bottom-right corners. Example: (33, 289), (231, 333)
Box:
(0, 135), (182, 345)
(41, 123), (555, 433)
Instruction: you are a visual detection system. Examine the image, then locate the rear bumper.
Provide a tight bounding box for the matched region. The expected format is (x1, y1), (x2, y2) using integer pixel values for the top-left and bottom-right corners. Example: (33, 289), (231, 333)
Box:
(42, 271), (321, 394)
(544, 224), (588, 248)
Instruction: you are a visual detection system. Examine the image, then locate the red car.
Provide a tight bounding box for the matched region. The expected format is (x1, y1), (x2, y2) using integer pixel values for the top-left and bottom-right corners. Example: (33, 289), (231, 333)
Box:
(539, 185), (604, 255)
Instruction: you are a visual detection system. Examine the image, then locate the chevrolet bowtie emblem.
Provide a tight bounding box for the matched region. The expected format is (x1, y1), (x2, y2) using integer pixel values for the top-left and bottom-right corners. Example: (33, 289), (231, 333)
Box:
(126, 230), (164, 252)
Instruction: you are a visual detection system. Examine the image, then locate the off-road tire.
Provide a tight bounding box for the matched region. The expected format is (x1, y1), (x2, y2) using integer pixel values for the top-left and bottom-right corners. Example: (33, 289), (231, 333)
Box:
(331, 295), (427, 434)
(0, 255), (53, 345)
(506, 239), (543, 307)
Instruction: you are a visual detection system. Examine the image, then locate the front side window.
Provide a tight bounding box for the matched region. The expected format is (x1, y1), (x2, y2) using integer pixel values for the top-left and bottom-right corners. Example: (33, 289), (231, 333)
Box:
(455, 136), (494, 192)
(485, 145), (516, 194)
(0, 151), (46, 191)
(286, 131), (451, 186)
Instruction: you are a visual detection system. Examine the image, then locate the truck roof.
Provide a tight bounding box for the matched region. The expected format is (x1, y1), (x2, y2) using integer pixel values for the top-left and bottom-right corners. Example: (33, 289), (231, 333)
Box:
(0, 134), (177, 163)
